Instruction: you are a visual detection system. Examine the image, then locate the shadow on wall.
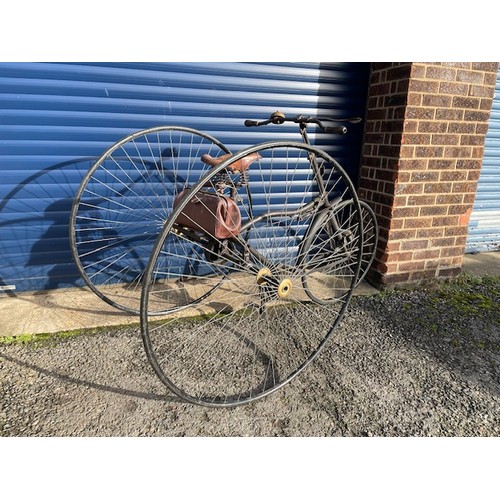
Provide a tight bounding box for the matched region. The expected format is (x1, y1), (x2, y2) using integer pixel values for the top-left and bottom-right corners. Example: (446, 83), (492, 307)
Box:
(0, 158), (95, 294)
(0, 153), (182, 295)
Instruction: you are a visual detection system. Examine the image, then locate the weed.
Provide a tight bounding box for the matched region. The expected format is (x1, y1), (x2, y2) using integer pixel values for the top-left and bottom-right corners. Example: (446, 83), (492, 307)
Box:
(0, 323), (138, 347)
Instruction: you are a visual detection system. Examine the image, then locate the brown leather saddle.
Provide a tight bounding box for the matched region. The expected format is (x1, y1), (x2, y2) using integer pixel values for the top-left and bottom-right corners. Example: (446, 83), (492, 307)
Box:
(201, 152), (261, 173)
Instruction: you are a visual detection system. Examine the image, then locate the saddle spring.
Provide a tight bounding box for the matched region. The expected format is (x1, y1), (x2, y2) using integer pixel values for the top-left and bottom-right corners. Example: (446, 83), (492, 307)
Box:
(214, 169), (249, 195)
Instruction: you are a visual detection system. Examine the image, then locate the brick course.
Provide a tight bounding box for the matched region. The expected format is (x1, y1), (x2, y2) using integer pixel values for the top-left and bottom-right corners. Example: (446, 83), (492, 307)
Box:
(359, 62), (498, 287)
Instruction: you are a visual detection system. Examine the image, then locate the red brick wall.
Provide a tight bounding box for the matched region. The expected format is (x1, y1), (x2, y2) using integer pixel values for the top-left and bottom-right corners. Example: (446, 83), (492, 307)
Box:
(359, 62), (498, 287)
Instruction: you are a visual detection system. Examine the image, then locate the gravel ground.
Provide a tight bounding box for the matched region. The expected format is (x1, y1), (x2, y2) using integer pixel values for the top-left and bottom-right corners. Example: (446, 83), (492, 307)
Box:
(1, 274), (499, 437)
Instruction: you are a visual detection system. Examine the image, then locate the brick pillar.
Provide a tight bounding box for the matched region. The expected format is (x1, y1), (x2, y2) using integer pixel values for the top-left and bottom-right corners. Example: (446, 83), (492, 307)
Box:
(359, 62), (498, 287)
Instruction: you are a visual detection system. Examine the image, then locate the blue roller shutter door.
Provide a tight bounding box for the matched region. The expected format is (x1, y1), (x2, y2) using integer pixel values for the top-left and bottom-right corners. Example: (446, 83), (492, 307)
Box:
(0, 62), (369, 292)
(466, 66), (500, 253)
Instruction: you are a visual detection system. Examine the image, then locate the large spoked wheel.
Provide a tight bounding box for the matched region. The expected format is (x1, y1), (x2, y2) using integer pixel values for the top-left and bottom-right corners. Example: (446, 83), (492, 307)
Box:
(70, 126), (230, 314)
(140, 142), (363, 407)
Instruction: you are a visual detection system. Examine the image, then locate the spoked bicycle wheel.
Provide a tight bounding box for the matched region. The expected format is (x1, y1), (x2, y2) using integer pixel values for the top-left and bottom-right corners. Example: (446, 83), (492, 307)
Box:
(70, 126), (230, 314)
(140, 142), (363, 407)
(300, 199), (378, 304)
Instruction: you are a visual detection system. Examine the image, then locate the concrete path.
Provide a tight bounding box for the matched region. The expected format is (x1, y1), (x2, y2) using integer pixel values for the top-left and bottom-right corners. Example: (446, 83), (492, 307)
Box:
(0, 251), (498, 337)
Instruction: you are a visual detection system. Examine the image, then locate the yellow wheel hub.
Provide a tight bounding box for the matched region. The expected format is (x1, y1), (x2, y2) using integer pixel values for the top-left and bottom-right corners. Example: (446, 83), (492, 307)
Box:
(277, 278), (292, 298)
(257, 269), (292, 298)
(256, 268), (271, 285)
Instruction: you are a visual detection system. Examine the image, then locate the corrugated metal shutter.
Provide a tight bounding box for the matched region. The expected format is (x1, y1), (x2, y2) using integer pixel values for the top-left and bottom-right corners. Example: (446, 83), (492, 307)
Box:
(0, 62), (369, 293)
(466, 67), (500, 253)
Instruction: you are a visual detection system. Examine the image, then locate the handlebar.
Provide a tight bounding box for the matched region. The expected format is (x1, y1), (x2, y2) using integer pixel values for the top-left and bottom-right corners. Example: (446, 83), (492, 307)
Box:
(244, 111), (362, 135)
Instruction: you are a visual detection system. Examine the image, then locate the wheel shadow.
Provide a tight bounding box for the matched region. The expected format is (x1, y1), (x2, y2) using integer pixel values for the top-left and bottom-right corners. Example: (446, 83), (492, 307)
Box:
(150, 303), (309, 406)
(0, 155), (189, 298)
(0, 350), (182, 404)
(0, 318), (281, 406)
(0, 157), (98, 294)
(224, 323), (280, 402)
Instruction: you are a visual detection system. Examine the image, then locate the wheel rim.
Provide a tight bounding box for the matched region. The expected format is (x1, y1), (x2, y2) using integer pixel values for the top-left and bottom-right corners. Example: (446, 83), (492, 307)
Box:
(300, 200), (370, 304)
(141, 142), (363, 406)
(358, 201), (379, 283)
(69, 126), (230, 314)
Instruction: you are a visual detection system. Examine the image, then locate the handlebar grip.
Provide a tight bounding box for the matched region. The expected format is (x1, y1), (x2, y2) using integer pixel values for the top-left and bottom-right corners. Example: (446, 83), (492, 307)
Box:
(324, 126), (348, 135)
(244, 120), (260, 127)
